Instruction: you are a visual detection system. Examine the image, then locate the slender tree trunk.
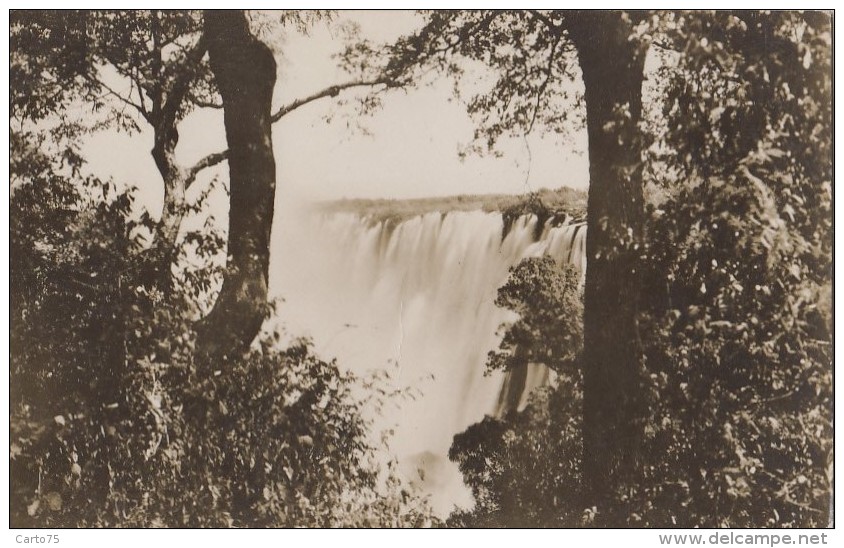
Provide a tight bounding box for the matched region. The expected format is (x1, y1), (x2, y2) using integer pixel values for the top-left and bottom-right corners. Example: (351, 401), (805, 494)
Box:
(565, 11), (648, 502)
(145, 126), (186, 294)
(145, 16), (208, 295)
(198, 10), (277, 366)
(152, 128), (186, 253)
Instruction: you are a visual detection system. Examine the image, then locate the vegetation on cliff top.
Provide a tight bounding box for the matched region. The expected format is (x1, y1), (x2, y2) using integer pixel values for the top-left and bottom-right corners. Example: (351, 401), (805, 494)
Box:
(314, 186), (587, 228)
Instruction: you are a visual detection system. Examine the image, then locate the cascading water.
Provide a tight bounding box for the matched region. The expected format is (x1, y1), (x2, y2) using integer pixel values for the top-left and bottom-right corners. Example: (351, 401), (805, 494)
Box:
(269, 205), (586, 516)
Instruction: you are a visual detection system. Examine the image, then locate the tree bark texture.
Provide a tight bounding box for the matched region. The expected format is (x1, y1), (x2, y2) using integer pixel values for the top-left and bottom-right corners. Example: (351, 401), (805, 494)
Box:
(198, 10), (277, 366)
(565, 11), (648, 502)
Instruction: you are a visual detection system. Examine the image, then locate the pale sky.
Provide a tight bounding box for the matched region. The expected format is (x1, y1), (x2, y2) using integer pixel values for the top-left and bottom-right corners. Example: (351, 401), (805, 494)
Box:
(80, 10), (590, 210)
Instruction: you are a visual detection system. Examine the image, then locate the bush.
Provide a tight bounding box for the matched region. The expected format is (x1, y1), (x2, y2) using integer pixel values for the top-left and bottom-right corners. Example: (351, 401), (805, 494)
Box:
(169, 337), (436, 527)
(485, 257), (583, 377)
(12, 335), (435, 527)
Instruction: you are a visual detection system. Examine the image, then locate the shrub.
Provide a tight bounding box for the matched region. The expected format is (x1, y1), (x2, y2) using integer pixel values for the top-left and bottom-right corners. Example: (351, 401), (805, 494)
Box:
(12, 333), (436, 527)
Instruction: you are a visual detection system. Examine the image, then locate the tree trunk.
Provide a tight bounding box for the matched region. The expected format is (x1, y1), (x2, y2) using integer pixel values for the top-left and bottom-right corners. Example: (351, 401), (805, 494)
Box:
(565, 11), (648, 502)
(145, 127), (185, 294)
(197, 10), (277, 366)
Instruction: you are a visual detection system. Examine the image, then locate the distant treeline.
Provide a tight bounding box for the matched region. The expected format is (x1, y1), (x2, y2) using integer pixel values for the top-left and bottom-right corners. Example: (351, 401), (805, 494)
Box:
(314, 186), (587, 228)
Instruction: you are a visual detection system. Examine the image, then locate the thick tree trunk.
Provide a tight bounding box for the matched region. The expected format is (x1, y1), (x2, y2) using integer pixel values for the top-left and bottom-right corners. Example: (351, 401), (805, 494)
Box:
(197, 10), (277, 366)
(565, 11), (647, 502)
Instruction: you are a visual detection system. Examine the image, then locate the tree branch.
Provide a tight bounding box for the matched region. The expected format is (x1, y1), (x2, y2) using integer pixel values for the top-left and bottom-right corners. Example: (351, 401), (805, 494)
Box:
(650, 39), (681, 53)
(427, 12), (501, 57)
(528, 9), (563, 35)
(150, 10), (164, 120)
(185, 150), (228, 187)
(184, 77), (393, 187)
(270, 78), (389, 122)
(189, 92), (223, 109)
(83, 72), (150, 123)
(129, 70), (150, 119)
(528, 34), (562, 133)
(152, 33), (208, 186)
(159, 33), (208, 126)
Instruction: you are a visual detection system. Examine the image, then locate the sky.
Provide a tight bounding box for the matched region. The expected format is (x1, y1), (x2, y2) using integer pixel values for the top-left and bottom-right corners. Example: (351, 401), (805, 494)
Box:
(79, 10), (590, 209)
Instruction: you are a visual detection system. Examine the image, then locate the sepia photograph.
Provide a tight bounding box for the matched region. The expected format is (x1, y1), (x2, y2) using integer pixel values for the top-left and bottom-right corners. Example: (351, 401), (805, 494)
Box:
(7, 6), (834, 534)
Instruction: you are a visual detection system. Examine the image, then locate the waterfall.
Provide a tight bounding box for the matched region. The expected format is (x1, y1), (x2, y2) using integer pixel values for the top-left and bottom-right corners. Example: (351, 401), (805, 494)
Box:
(269, 207), (586, 515)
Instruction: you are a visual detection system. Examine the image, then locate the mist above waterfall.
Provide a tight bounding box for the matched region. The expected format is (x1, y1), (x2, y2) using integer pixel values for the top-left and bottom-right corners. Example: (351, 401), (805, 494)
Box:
(268, 198), (586, 515)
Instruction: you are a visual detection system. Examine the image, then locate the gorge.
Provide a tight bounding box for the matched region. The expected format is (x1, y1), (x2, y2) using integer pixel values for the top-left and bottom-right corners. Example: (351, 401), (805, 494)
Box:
(268, 197), (587, 515)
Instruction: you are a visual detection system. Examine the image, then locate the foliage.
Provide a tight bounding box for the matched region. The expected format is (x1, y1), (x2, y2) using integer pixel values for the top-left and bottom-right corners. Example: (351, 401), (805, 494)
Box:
(10, 131), (144, 416)
(11, 128), (175, 526)
(391, 11), (584, 154)
(486, 258), (583, 375)
(448, 380), (584, 528)
(9, 129), (435, 527)
(12, 332), (434, 526)
(9, 10), (410, 300)
(630, 173), (832, 526)
(629, 10), (832, 527)
(445, 10), (831, 528)
(447, 256), (585, 527)
(10, 10), (207, 130)
(157, 336), (437, 528)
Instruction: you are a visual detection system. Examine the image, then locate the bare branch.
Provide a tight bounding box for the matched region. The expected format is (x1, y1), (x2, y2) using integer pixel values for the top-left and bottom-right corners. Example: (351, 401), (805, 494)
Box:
(187, 78), (395, 187)
(189, 93), (223, 109)
(270, 78), (389, 122)
(83, 72), (150, 123)
(185, 150), (228, 188)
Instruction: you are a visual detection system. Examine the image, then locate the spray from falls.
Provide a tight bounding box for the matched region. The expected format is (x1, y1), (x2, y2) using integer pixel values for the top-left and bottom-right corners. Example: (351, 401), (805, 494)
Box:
(270, 207), (586, 515)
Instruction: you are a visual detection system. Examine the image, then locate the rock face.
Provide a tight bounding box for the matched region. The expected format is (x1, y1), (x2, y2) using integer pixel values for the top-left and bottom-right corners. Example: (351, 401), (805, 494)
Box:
(494, 362), (556, 419)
